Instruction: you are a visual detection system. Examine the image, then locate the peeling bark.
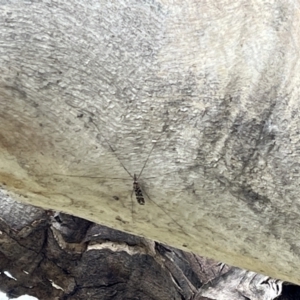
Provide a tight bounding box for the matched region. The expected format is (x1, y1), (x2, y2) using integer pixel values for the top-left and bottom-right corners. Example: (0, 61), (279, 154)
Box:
(0, 190), (285, 299)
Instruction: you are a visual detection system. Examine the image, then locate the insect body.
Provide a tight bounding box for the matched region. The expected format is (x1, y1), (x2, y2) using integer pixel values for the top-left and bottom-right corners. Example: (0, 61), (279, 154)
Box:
(133, 173), (145, 205)
(51, 116), (188, 236)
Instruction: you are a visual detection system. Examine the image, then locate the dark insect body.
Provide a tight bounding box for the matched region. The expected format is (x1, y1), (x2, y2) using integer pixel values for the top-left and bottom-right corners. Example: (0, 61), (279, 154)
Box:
(51, 116), (188, 235)
(133, 173), (145, 205)
(90, 118), (188, 235)
(102, 128), (156, 207)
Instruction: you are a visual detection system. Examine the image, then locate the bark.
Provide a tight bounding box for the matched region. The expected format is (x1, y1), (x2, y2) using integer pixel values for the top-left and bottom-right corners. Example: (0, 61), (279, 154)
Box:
(0, 0), (300, 285)
(0, 190), (284, 300)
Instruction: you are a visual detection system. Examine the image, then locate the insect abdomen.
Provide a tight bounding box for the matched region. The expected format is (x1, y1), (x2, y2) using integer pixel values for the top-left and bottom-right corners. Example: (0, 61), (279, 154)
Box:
(133, 174), (145, 205)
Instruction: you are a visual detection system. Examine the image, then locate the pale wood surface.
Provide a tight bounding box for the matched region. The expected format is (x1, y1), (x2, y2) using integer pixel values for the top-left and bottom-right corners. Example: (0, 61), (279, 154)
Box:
(0, 0), (300, 284)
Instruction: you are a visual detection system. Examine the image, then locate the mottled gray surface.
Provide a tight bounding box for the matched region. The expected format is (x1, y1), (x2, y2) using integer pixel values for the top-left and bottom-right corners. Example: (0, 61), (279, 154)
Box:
(0, 189), (44, 232)
(0, 0), (300, 284)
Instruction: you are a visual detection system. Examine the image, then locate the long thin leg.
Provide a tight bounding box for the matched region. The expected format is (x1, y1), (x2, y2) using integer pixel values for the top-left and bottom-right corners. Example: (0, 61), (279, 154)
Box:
(136, 142), (156, 180)
(89, 116), (182, 232)
(142, 189), (189, 237)
(51, 174), (127, 180)
(90, 116), (166, 183)
(130, 189), (134, 221)
(88, 116), (188, 236)
(136, 132), (164, 180)
(89, 117), (133, 179)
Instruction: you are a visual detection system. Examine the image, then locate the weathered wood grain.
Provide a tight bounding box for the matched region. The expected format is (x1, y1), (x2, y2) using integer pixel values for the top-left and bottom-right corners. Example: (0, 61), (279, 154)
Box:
(0, 0), (300, 284)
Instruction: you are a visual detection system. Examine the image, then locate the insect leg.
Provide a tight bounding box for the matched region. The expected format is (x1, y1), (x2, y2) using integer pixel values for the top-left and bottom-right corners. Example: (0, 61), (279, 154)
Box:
(142, 189), (189, 236)
(136, 135), (162, 180)
(88, 117), (133, 179)
(130, 189), (134, 221)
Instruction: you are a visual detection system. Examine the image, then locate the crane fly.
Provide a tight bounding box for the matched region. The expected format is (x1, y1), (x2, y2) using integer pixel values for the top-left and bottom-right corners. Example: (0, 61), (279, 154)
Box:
(103, 142), (188, 236)
(106, 141), (190, 236)
(100, 128), (160, 212)
(49, 117), (188, 236)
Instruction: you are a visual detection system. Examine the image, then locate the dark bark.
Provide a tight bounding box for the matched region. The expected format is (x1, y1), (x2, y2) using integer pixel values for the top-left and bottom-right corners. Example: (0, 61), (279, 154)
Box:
(0, 189), (286, 299)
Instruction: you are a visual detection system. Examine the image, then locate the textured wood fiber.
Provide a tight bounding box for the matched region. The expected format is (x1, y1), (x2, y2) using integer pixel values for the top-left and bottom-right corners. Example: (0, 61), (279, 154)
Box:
(0, 0), (300, 284)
